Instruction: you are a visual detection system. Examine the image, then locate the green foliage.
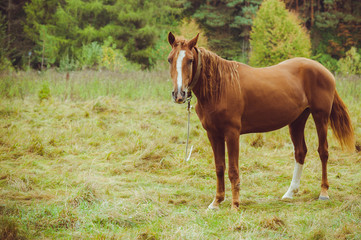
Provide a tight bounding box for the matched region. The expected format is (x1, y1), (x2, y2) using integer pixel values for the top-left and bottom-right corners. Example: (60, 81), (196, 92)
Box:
(286, 0), (361, 60)
(2, 0), (361, 70)
(313, 53), (339, 73)
(338, 47), (361, 75)
(57, 37), (140, 72)
(23, 0), (182, 69)
(38, 83), (51, 102)
(186, 0), (262, 60)
(78, 42), (102, 70)
(249, 0), (311, 67)
(100, 37), (141, 72)
(0, 12), (13, 73)
(59, 54), (78, 72)
(311, 40), (339, 72)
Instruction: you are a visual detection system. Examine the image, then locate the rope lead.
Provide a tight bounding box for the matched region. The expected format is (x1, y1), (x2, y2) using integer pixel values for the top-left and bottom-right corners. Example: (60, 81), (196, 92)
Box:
(185, 97), (193, 162)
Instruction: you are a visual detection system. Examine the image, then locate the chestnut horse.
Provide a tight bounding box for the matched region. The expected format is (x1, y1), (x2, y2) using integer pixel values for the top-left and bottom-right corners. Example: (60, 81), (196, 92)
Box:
(167, 32), (354, 210)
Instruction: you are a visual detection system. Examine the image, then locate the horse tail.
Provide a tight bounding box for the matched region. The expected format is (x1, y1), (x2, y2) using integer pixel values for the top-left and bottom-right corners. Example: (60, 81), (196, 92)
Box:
(329, 91), (355, 151)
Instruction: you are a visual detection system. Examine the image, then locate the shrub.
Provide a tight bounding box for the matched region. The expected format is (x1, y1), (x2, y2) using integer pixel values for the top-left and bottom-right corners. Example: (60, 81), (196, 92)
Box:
(100, 37), (140, 72)
(338, 47), (361, 75)
(58, 37), (140, 72)
(313, 53), (339, 73)
(59, 54), (79, 72)
(249, 0), (311, 67)
(77, 42), (102, 70)
(38, 83), (51, 102)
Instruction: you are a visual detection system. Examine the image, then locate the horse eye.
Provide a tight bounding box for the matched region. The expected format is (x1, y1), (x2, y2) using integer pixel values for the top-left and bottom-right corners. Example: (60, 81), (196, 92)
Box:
(188, 59), (194, 64)
(168, 58), (172, 64)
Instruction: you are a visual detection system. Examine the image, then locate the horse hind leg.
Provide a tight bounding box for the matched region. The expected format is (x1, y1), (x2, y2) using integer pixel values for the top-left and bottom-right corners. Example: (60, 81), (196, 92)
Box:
(282, 109), (310, 199)
(313, 111), (330, 200)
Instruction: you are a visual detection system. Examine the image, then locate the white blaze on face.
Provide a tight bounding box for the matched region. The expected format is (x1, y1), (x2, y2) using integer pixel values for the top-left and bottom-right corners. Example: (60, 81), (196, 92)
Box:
(176, 50), (186, 93)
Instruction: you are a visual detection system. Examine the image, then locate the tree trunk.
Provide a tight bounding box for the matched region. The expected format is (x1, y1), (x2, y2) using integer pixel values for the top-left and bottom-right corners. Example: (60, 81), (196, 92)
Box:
(41, 31), (45, 71)
(7, 0), (11, 48)
(311, 0), (314, 27)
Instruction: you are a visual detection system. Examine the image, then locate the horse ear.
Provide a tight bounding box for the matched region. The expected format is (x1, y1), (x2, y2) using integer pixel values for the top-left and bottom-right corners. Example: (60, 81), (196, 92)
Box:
(188, 33), (199, 50)
(168, 32), (175, 46)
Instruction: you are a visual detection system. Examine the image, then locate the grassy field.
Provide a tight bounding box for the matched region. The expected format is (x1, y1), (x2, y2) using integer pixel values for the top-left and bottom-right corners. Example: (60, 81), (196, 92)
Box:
(0, 70), (360, 239)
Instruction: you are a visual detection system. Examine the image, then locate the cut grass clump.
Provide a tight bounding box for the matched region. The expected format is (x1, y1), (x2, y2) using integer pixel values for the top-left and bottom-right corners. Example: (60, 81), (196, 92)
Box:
(28, 136), (45, 156)
(260, 216), (286, 231)
(68, 183), (101, 207)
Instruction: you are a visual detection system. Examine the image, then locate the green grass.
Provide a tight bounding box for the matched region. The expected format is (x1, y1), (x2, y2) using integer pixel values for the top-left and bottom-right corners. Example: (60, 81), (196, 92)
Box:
(0, 70), (360, 239)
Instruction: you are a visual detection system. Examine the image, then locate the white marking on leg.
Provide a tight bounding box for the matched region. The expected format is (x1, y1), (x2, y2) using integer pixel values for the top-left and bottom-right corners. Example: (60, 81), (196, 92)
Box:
(176, 50), (186, 93)
(282, 161), (303, 199)
(207, 199), (219, 211)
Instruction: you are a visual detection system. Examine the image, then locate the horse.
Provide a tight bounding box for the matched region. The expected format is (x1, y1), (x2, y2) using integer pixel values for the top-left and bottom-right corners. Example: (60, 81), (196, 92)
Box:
(167, 32), (355, 210)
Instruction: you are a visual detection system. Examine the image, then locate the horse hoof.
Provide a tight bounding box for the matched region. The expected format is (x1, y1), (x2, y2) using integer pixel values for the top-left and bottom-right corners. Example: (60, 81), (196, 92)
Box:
(207, 202), (220, 211)
(207, 205), (219, 211)
(281, 194), (293, 200)
(318, 196), (330, 201)
(231, 205), (239, 211)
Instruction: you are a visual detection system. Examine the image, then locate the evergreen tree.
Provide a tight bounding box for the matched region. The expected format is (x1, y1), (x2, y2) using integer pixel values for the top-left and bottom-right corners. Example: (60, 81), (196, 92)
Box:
(284, 0), (361, 58)
(184, 0), (262, 60)
(249, 0), (311, 67)
(23, 0), (182, 69)
(114, 0), (181, 68)
(0, 12), (13, 71)
(0, 0), (31, 67)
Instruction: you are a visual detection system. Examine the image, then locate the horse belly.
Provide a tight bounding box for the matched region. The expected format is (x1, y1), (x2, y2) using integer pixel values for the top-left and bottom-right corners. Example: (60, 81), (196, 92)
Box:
(240, 94), (307, 134)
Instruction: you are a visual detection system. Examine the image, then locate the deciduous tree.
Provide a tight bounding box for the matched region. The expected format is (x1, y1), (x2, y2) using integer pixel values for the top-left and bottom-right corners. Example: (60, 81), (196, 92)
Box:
(249, 0), (311, 67)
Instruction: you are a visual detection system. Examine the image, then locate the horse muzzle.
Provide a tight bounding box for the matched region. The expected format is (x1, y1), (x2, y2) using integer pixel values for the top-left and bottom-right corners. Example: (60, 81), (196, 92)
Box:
(172, 90), (187, 104)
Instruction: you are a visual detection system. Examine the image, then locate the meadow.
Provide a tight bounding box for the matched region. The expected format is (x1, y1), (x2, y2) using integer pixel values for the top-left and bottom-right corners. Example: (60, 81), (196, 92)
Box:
(0, 70), (360, 239)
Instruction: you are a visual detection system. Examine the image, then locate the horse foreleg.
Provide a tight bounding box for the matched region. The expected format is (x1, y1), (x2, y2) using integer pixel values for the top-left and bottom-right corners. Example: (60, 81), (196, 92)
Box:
(226, 130), (240, 210)
(207, 132), (226, 210)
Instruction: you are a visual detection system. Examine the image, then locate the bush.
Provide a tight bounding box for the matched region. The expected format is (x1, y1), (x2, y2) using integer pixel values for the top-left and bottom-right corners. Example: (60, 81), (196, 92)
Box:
(59, 54), (78, 72)
(38, 83), (51, 102)
(58, 37), (140, 72)
(100, 37), (140, 72)
(78, 42), (102, 70)
(338, 47), (361, 75)
(249, 0), (311, 67)
(312, 53), (339, 73)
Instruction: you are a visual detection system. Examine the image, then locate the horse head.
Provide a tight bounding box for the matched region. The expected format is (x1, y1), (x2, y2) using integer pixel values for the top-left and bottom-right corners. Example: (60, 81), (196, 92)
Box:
(167, 32), (199, 103)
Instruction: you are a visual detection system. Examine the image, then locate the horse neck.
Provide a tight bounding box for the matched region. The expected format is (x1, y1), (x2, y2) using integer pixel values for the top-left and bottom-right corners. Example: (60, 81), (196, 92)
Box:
(192, 48), (230, 104)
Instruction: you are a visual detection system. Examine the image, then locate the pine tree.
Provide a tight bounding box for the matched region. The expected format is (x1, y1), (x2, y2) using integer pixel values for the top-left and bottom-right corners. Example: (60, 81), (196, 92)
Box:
(0, 12), (13, 71)
(23, 0), (182, 69)
(185, 0), (262, 60)
(249, 0), (311, 67)
(0, 0), (31, 67)
(284, 0), (361, 59)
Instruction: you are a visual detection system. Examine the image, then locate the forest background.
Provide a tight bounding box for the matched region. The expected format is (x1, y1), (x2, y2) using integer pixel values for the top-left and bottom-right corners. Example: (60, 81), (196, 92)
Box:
(1, 0), (361, 73)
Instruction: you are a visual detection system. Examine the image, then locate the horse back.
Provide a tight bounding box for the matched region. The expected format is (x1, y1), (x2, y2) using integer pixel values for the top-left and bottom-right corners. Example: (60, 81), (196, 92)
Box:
(237, 58), (336, 133)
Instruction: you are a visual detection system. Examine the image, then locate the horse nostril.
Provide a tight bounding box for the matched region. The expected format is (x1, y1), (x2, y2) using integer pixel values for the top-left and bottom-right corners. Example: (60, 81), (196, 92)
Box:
(172, 90), (186, 103)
